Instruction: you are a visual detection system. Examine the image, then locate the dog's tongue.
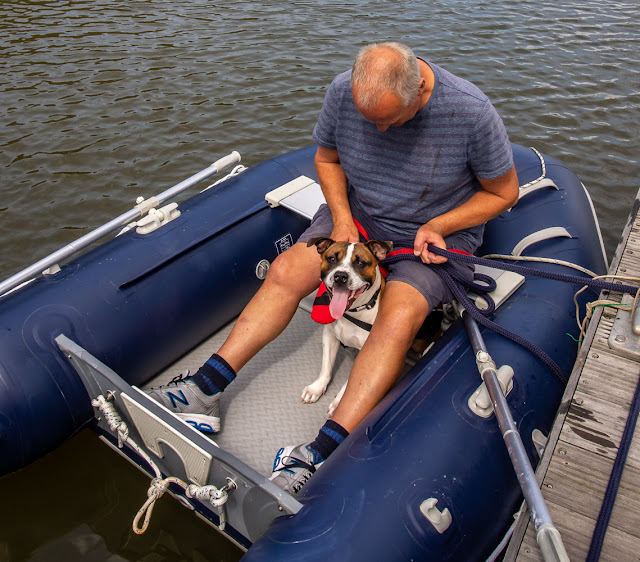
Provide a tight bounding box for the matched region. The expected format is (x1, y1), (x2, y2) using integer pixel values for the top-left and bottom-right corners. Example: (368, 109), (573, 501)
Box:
(330, 287), (351, 320)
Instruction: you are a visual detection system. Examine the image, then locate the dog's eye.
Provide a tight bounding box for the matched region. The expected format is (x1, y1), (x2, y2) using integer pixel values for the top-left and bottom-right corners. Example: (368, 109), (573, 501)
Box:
(354, 258), (369, 268)
(327, 254), (337, 263)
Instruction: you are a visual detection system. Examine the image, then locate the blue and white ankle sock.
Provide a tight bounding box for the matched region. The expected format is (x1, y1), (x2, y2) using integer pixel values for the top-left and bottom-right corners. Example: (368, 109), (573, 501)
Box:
(307, 420), (350, 465)
(191, 353), (236, 396)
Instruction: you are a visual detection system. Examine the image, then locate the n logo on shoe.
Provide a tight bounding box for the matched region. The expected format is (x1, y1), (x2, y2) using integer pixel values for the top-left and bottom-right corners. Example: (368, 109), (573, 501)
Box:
(167, 390), (189, 409)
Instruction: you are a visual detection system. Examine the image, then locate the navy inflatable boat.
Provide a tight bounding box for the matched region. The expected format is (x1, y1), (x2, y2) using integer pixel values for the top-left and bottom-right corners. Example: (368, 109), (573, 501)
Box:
(0, 144), (606, 559)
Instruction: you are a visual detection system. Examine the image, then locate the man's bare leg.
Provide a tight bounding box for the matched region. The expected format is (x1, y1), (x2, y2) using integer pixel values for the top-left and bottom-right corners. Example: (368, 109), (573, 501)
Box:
(331, 280), (430, 432)
(217, 242), (322, 373)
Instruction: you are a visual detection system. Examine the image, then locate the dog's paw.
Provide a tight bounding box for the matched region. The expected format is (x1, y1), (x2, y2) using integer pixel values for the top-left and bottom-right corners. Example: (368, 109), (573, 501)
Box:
(301, 382), (326, 404)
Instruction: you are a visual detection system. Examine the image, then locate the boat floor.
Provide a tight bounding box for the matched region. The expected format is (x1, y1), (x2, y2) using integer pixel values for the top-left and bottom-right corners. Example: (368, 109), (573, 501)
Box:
(142, 298), (358, 478)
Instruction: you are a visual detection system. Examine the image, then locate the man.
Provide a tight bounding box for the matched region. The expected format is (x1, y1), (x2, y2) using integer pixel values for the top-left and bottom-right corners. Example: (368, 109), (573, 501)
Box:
(147, 42), (519, 495)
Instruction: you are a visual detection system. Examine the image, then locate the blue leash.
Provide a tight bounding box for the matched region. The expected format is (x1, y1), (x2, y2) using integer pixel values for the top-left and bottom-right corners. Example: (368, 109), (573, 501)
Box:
(427, 245), (639, 296)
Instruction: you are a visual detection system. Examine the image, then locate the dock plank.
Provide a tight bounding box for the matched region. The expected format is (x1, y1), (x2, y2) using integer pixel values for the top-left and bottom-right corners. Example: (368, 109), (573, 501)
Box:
(518, 502), (640, 562)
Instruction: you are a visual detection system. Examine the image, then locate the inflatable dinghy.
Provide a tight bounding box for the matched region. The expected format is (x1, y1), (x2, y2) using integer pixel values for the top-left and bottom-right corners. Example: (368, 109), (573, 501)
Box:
(0, 144), (607, 559)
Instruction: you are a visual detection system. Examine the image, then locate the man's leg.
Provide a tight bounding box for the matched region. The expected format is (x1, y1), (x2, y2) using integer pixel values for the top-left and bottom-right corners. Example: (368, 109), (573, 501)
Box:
(331, 280), (430, 431)
(270, 280), (429, 493)
(217, 242), (322, 373)
(147, 242), (322, 431)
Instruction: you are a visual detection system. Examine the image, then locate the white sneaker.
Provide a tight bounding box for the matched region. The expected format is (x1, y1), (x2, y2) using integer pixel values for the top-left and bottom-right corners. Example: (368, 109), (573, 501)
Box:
(269, 444), (322, 495)
(146, 373), (221, 433)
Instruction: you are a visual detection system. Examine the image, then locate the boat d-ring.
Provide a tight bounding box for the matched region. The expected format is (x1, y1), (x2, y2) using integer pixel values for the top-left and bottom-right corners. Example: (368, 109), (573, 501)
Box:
(420, 498), (452, 534)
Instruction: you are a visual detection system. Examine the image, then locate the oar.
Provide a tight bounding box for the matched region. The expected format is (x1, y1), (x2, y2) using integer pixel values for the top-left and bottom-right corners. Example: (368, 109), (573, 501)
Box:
(0, 151), (241, 297)
(461, 310), (569, 562)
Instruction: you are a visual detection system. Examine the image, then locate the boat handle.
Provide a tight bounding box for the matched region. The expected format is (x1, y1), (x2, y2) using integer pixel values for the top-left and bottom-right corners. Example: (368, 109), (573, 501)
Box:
(511, 227), (572, 257)
(519, 178), (558, 200)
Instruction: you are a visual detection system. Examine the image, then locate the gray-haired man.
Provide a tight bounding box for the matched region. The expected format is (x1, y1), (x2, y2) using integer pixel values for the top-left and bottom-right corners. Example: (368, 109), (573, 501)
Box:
(148, 42), (519, 495)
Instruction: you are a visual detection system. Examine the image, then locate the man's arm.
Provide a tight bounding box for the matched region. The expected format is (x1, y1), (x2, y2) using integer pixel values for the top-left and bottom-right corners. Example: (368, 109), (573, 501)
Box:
(314, 146), (360, 243)
(414, 165), (519, 263)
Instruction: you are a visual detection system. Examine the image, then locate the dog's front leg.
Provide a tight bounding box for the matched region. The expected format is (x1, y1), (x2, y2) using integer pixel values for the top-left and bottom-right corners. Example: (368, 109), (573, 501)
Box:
(327, 381), (347, 417)
(301, 326), (340, 403)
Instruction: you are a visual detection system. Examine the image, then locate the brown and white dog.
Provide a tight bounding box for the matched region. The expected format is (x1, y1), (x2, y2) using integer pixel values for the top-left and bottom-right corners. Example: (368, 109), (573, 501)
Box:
(302, 237), (393, 416)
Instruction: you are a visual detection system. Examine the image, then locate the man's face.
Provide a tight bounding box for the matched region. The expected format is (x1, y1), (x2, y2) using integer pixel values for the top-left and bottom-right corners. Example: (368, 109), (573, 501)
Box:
(355, 89), (420, 132)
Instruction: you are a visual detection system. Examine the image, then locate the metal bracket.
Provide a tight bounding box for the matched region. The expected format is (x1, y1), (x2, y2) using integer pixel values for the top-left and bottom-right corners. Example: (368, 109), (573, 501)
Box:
(608, 294), (640, 360)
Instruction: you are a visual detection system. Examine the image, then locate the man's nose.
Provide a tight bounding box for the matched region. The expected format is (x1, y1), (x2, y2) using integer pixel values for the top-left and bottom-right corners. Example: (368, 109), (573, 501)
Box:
(376, 123), (390, 132)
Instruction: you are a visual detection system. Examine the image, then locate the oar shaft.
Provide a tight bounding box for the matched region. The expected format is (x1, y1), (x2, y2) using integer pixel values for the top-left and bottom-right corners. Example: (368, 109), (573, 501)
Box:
(0, 152), (241, 297)
(462, 312), (569, 562)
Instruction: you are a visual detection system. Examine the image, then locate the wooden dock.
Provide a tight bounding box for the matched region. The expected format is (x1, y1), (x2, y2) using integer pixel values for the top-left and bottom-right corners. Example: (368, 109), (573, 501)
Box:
(506, 190), (640, 561)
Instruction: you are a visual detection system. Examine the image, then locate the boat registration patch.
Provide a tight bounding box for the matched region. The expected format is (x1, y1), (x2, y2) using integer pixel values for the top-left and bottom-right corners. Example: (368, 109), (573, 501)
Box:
(274, 233), (294, 254)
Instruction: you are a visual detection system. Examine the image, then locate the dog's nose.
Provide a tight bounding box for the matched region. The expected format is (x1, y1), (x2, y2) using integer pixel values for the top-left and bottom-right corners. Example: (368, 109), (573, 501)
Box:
(333, 271), (349, 286)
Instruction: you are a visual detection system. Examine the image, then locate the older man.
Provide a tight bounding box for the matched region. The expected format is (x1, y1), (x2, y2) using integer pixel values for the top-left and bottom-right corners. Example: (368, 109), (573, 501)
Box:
(147, 42), (519, 495)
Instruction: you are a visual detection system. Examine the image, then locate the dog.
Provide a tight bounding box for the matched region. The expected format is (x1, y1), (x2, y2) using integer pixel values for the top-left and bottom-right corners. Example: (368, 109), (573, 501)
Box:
(301, 237), (393, 416)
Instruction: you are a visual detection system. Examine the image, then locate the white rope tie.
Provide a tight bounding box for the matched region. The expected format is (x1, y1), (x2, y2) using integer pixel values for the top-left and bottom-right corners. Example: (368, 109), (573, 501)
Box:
(518, 147), (546, 190)
(91, 393), (236, 534)
(481, 253), (598, 278)
(92, 395), (129, 448)
(202, 164), (247, 192)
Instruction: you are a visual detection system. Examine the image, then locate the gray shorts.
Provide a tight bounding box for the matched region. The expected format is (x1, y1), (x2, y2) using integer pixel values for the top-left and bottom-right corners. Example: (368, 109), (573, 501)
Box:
(297, 204), (475, 312)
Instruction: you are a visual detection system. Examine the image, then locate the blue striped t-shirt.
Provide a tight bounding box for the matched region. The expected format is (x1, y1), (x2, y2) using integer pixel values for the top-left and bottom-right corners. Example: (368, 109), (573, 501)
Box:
(312, 60), (513, 249)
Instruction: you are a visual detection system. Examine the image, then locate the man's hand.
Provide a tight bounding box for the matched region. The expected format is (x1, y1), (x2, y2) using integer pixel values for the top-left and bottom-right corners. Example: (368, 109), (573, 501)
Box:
(414, 221), (447, 264)
(331, 220), (360, 243)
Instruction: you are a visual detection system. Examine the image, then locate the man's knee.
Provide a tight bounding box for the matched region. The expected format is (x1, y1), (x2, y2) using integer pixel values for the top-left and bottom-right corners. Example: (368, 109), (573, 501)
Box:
(375, 282), (430, 338)
(265, 243), (321, 294)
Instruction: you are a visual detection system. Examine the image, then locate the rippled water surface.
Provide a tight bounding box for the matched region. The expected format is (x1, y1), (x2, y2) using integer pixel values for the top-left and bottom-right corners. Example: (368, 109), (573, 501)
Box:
(1, 0), (639, 559)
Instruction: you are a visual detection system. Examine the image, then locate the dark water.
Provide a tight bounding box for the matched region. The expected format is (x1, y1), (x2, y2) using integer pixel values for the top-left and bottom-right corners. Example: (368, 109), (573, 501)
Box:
(1, 0), (639, 559)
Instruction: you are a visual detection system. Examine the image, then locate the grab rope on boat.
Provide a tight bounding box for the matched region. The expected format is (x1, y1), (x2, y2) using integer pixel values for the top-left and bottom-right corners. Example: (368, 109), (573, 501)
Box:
(92, 394), (236, 533)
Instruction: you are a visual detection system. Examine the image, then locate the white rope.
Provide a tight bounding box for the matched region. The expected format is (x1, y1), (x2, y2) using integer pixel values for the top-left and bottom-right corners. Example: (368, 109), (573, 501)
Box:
(201, 164), (247, 192)
(91, 394), (235, 534)
(481, 253), (598, 278)
(518, 147), (546, 190)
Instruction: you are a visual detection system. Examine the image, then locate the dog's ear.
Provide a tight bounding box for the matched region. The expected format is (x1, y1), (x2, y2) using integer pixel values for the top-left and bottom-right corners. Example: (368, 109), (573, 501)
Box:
(366, 240), (393, 261)
(307, 237), (335, 255)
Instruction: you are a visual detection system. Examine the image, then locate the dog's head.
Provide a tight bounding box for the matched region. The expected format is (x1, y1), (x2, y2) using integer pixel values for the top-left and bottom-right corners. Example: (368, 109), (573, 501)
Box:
(308, 237), (393, 319)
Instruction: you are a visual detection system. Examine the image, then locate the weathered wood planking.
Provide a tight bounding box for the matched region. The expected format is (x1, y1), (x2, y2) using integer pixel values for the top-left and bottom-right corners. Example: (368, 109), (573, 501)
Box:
(508, 190), (640, 562)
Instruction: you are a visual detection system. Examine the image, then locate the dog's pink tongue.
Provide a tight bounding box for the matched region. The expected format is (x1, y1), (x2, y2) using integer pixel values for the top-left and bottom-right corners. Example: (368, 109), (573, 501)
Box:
(330, 287), (350, 320)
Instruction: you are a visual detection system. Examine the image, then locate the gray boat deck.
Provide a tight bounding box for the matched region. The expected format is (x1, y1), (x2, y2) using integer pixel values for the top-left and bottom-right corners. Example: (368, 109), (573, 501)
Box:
(506, 190), (640, 561)
(143, 299), (355, 478)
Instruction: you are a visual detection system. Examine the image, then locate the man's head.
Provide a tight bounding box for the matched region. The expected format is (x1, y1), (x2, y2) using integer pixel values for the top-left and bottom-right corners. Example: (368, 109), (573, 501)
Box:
(352, 42), (426, 131)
